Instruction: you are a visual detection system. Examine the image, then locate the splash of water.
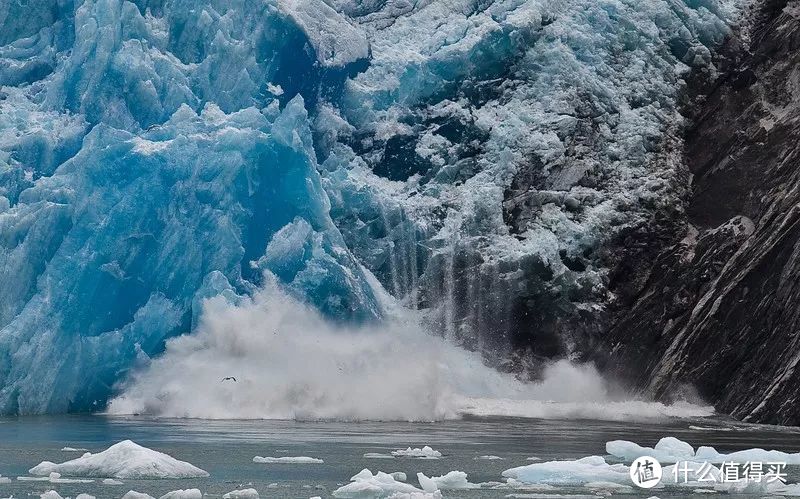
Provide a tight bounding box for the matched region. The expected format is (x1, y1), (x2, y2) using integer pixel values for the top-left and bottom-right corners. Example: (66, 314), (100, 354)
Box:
(108, 279), (712, 421)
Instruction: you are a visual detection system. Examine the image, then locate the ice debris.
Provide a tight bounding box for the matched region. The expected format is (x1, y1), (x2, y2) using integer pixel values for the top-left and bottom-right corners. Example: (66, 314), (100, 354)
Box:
(29, 440), (208, 479)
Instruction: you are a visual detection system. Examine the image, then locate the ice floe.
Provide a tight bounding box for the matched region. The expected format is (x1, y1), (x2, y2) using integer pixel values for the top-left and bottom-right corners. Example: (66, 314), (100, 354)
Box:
(102, 478), (124, 485)
(30, 440), (208, 479)
(333, 469), (427, 497)
(606, 436), (800, 464)
(223, 489), (259, 498)
(391, 447), (441, 459)
(502, 456), (629, 485)
(0, 475), (9, 484)
(61, 447), (90, 452)
(40, 492), (63, 499)
(75, 494), (95, 499)
(364, 453), (395, 459)
(122, 492), (155, 499)
(158, 490), (202, 499)
(417, 471), (478, 490)
(253, 456), (323, 464)
(18, 472), (93, 483)
(475, 455), (504, 460)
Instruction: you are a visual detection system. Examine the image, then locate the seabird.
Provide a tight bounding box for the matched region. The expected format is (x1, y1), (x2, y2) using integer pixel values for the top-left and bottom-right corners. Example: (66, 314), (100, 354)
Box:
(221, 376), (237, 382)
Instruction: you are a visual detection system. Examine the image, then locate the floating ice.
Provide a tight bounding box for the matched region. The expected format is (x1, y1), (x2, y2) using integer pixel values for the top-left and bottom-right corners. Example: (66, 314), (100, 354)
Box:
(76, 494), (95, 499)
(606, 436), (695, 464)
(417, 471), (478, 490)
(253, 456), (323, 464)
(364, 453), (395, 459)
(122, 492), (155, 499)
(29, 440), (208, 479)
(40, 492), (63, 499)
(606, 436), (800, 464)
(475, 455), (504, 460)
(391, 447), (441, 459)
(61, 447), (89, 452)
(159, 490), (202, 499)
(0, 475), (9, 484)
(102, 478), (124, 485)
(333, 469), (426, 498)
(502, 456), (629, 486)
(17, 472), (92, 483)
(223, 488), (259, 499)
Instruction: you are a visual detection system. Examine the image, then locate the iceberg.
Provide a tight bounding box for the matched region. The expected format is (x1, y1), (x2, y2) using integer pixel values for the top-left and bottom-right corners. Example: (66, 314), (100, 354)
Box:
(223, 489), (260, 499)
(502, 456), (630, 486)
(606, 436), (800, 464)
(391, 446), (441, 459)
(158, 490), (202, 499)
(252, 456), (323, 464)
(29, 440), (208, 479)
(333, 469), (427, 498)
(417, 471), (478, 490)
(122, 492), (156, 499)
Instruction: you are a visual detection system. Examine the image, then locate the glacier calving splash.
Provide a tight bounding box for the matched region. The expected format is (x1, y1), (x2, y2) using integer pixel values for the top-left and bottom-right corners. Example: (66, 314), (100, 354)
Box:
(0, 0), (741, 414)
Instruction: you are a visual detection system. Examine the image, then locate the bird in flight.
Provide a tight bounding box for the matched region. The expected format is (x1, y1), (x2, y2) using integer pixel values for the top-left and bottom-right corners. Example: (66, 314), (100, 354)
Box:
(221, 376), (237, 382)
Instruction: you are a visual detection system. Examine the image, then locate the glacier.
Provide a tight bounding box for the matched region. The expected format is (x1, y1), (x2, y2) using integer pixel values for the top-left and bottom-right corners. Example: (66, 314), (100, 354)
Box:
(0, 0), (745, 414)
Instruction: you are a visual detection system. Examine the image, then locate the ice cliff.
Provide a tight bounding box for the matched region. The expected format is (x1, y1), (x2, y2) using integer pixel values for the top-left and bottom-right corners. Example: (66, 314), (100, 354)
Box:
(0, 0), (745, 414)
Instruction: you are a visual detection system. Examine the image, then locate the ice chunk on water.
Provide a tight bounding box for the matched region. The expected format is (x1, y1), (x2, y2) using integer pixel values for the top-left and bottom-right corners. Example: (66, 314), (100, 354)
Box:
(40, 492), (63, 499)
(364, 453), (395, 459)
(159, 490), (202, 499)
(122, 492), (155, 499)
(223, 489), (259, 499)
(102, 478), (124, 485)
(475, 455), (504, 460)
(606, 436), (695, 463)
(606, 436), (800, 464)
(75, 494), (95, 499)
(61, 447), (89, 452)
(417, 471), (478, 490)
(253, 456), (323, 464)
(502, 456), (629, 485)
(29, 440), (208, 479)
(333, 469), (427, 497)
(391, 446), (441, 459)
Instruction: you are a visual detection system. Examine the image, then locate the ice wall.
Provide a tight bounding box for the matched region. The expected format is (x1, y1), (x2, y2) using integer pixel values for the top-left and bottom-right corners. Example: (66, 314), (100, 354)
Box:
(0, 0), (746, 414)
(0, 0), (376, 414)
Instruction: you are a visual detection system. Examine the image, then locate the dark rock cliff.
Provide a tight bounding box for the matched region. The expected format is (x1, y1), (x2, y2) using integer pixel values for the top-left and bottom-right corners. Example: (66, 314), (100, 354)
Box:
(600, 0), (800, 425)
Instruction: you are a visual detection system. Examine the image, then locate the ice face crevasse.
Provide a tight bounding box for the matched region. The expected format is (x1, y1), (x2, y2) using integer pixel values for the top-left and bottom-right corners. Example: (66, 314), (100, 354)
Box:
(0, 0), (746, 414)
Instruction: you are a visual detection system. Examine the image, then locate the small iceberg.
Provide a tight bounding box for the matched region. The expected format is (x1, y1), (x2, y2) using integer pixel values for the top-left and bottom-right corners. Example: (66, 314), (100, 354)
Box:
(159, 489), (202, 499)
(18, 472), (93, 483)
(606, 436), (800, 464)
(475, 455), (504, 460)
(417, 471), (479, 490)
(332, 468), (427, 498)
(61, 447), (90, 452)
(0, 475), (9, 484)
(502, 456), (629, 485)
(102, 478), (124, 485)
(122, 492), (155, 499)
(391, 446), (441, 459)
(30, 440), (208, 479)
(223, 488), (259, 498)
(40, 492), (63, 499)
(252, 456), (323, 464)
(363, 452), (395, 459)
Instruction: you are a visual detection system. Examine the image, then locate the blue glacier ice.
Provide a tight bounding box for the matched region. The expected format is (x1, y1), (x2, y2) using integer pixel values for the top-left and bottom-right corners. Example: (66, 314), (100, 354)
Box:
(0, 0), (746, 414)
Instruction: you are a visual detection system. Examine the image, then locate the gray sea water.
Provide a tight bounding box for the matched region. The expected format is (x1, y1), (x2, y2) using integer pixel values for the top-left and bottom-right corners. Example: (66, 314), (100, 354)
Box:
(1, 415), (799, 499)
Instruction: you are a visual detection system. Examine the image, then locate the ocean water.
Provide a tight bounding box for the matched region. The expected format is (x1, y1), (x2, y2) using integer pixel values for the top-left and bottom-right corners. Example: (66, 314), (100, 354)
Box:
(1, 415), (799, 498)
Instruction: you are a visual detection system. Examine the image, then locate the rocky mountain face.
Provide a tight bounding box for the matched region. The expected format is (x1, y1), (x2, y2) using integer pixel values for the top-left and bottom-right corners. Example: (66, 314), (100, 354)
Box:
(599, 0), (800, 426)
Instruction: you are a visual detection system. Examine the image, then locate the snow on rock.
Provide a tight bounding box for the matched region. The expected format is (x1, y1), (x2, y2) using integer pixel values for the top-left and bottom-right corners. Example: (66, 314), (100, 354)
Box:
(223, 489), (259, 499)
(391, 447), (441, 459)
(253, 456), (323, 464)
(333, 469), (426, 497)
(502, 456), (629, 486)
(29, 440), (208, 479)
(417, 471), (478, 490)
(606, 436), (800, 464)
(159, 490), (202, 499)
